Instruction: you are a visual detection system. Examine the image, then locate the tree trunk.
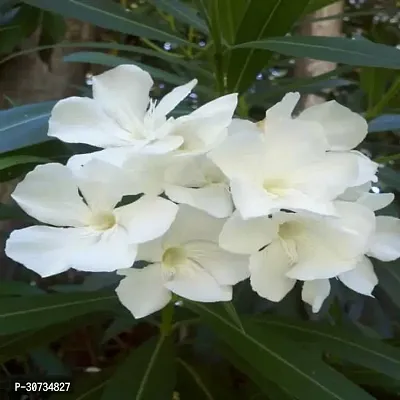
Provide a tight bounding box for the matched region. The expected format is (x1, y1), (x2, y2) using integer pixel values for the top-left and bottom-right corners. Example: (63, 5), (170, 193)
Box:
(296, 1), (344, 110)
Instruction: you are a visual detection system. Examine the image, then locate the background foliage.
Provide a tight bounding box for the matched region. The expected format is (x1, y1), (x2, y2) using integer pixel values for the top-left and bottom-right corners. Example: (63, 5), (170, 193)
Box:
(1, 0), (400, 398)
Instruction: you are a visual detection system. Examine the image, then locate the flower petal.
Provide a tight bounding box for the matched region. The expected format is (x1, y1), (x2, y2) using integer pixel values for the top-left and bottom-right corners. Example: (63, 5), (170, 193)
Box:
(302, 279), (331, 313)
(183, 241), (250, 285)
(265, 92), (300, 121)
(368, 216), (400, 261)
(249, 242), (296, 302)
(11, 163), (90, 227)
(228, 118), (259, 136)
(140, 136), (184, 154)
(115, 195), (178, 244)
(164, 261), (232, 302)
(297, 100), (368, 151)
(92, 65), (153, 130)
(230, 178), (277, 219)
(356, 192), (394, 212)
(339, 256), (377, 296)
(219, 211), (279, 254)
(5, 226), (81, 277)
(165, 184), (233, 218)
(116, 263), (171, 319)
(48, 97), (130, 148)
(162, 205), (224, 247)
(350, 150), (378, 186)
(154, 79), (197, 120)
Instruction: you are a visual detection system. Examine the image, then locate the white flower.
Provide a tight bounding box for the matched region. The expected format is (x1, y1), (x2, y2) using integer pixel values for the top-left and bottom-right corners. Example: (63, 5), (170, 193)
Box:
(227, 92), (378, 189)
(339, 182), (394, 212)
(302, 214), (400, 313)
(5, 161), (178, 277)
(120, 154), (233, 218)
(48, 65), (237, 168)
(219, 201), (375, 302)
(115, 205), (249, 319)
(209, 116), (360, 219)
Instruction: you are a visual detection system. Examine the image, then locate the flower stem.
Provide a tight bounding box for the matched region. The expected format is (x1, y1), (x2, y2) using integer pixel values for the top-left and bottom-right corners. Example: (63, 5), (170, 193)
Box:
(160, 300), (175, 336)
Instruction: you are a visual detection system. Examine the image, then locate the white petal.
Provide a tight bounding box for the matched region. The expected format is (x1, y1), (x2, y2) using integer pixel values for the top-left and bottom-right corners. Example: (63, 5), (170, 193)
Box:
(368, 216), (400, 261)
(208, 132), (265, 182)
(154, 79), (197, 120)
(183, 241), (250, 285)
(164, 261), (232, 302)
(116, 264), (171, 319)
(219, 211), (279, 254)
(228, 118), (259, 136)
(115, 195), (178, 244)
(302, 280), (331, 313)
(289, 152), (359, 202)
(230, 178), (277, 219)
(165, 156), (207, 187)
(75, 160), (128, 212)
(48, 97), (130, 148)
(356, 192), (394, 211)
(165, 184), (233, 218)
(137, 238), (164, 263)
(249, 242), (296, 302)
(265, 92), (300, 121)
(69, 226), (138, 272)
(11, 163), (90, 227)
(298, 100), (368, 150)
(92, 65), (153, 130)
(173, 94), (238, 155)
(140, 136), (184, 154)
(162, 205), (224, 247)
(286, 202), (375, 280)
(339, 256), (377, 296)
(5, 226), (81, 277)
(350, 150), (378, 186)
(339, 182), (371, 202)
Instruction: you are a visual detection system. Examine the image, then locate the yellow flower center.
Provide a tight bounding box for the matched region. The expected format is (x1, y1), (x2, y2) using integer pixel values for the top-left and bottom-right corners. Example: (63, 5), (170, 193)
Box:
(89, 212), (116, 231)
(278, 222), (302, 265)
(162, 247), (187, 268)
(263, 178), (287, 196)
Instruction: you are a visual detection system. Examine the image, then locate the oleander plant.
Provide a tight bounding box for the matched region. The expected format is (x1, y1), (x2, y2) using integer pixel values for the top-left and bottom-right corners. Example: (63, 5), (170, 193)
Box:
(1, 0), (400, 399)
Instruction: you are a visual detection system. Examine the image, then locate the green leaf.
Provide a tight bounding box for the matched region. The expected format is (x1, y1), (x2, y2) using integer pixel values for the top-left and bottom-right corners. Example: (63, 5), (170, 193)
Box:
(150, 0), (208, 33)
(23, 0), (192, 46)
(368, 114), (400, 133)
(102, 315), (137, 344)
(375, 260), (400, 309)
(377, 167), (400, 190)
(360, 68), (394, 110)
(101, 335), (175, 399)
(235, 36), (400, 69)
(227, 0), (311, 94)
(0, 281), (45, 296)
(29, 347), (70, 375)
(0, 101), (56, 154)
(0, 155), (49, 170)
(303, 0), (339, 15)
(187, 302), (374, 400)
(254, 316), (400, 380)
(0, 291), (118, 335)
(63, 52), (187, 85)
(0, 314), (106, 363)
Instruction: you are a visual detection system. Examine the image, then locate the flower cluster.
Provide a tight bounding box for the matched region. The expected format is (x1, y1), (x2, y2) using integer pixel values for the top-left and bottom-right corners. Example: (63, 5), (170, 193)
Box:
(5, 65), (400, 318)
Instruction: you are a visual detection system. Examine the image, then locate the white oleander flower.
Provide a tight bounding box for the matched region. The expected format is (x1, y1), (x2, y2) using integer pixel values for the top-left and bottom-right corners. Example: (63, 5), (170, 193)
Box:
(48, 65), (237, 168)
(301, 192), (400, 313)
(120, 154), (233, 218)
(227, 92), (378, 188)
(5, 161), (178, 277)
(209, 115), (360, 219)
(115, 205), (249, 319)
(219, 201), (375, 302)
(302, 215), (400, 313)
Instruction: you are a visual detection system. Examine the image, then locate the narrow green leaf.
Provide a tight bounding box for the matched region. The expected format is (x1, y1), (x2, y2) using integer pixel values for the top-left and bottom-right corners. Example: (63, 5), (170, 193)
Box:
(375, 260), (400, 309)
(0, 281), (45, 296)
(0, 155), (49, 170)
(101, 335), (175, 400)
(235, 36), (400, 69)
(369, 114), (400, 133)
(303, 0), (339, 15)
(0, 101), (56, 153)
(254, 316), (400, 380)
(227, 0), (311, 94)
(187, 302), (374, 400)
(23, 0), (193, 46)
(377, 167), (400, 190)
(150, 0), (208, 33)
(63, 52), (187, 85)
(102, 315), (137, 344)
(0, 291), (118, 335)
